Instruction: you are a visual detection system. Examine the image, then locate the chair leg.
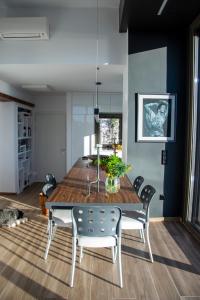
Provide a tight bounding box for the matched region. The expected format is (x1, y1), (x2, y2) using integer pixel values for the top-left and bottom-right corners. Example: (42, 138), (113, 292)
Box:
(111, 246), (117, 263)
(146, 224), (153, 263)
(44, 221), (53, 260)
(141, 228), (145, 243)
(70, 237), (77, 287)
(117, 240), (123, 288)
(114, 246), (117, 262)
(46, 220), (50, 234)
(79, 246), (83, 263)
(52, 225), (57, 240)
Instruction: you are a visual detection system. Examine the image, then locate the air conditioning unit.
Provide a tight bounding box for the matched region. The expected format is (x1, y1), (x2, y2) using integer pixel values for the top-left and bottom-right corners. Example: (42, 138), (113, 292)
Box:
(0, 17), (49, 40)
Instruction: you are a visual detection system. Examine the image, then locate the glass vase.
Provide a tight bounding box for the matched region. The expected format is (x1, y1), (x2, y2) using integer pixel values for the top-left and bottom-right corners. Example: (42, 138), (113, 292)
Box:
(105, 176), (120, 193)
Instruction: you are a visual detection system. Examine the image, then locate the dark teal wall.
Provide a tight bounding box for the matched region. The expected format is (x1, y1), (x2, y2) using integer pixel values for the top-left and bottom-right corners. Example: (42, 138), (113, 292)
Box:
(127, 31), (187, 217)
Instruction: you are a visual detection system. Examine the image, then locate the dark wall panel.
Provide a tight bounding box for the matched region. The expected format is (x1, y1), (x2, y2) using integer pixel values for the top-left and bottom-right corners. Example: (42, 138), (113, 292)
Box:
(127, 31), (187, 217)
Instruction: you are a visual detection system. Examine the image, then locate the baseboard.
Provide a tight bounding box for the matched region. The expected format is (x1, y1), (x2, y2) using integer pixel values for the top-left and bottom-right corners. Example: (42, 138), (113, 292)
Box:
(150, 217), (182, 222)
(0, 192), (16, 195)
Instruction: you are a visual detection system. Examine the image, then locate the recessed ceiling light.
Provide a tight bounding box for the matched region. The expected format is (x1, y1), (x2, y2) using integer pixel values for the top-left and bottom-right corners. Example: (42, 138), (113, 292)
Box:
(157, 0), (168, 16)
(103, 62), (109, 66)
(21, 84), (52, 92)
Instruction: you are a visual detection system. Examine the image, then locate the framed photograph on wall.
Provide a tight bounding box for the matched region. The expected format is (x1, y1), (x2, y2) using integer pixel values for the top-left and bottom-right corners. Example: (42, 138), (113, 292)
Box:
(136, 93), (176, 142)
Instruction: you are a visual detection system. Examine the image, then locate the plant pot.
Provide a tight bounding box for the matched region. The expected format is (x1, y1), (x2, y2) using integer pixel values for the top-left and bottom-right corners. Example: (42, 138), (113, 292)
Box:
(105, 177), (120, 193)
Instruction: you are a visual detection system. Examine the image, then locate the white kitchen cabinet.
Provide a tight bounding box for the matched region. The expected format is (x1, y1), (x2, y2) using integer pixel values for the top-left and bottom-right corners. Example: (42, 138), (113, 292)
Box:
(68, 92), (122, 170)
(98, 94), (111, 113)
(72, 93), (94, 115)
(71, 114), (94, 165)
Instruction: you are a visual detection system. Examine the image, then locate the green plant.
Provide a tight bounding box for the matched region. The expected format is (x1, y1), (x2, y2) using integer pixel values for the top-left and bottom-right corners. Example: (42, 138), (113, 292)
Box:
(100, 155), (131, 178)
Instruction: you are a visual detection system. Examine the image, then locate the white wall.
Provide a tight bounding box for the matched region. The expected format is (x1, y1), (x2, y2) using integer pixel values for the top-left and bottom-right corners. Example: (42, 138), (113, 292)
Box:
(0, 6), (126, 65)
(0, 80), (33, 102)
(0, 6), (7, 17)
(33, 92), (66, 113)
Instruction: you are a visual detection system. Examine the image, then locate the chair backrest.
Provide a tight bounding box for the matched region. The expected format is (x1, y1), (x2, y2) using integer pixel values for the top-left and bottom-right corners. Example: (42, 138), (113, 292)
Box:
(45, 174), (57, 188)
(140, 185), (156, 219)
(133, 176), (144, 194)
(42, 174), (57, 198)
(42, 183), (55, 198)
(72, 206), (121, 237)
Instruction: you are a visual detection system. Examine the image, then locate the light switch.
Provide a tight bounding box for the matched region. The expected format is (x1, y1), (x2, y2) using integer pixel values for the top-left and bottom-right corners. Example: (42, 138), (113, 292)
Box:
(161, 150), (167, 165)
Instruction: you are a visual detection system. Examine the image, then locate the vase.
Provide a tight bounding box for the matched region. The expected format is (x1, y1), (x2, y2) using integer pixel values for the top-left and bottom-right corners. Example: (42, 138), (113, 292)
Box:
(105, 176), (120, 193)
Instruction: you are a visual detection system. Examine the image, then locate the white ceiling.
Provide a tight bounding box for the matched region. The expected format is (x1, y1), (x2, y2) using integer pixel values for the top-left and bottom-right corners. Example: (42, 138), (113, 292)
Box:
(0, 64), (123, 93)
(0, 0), (122, 94)
(0, 0), (120, 9)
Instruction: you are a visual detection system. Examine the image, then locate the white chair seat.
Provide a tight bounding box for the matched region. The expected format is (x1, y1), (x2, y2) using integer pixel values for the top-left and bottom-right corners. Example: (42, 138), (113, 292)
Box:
(52, 209), (72, 226)
(77, 236), (116, 248)
(121, 215), (145, 230)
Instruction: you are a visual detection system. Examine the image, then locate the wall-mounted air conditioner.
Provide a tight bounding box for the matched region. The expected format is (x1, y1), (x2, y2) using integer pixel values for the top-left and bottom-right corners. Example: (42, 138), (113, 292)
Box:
(0, 17), (49, 40)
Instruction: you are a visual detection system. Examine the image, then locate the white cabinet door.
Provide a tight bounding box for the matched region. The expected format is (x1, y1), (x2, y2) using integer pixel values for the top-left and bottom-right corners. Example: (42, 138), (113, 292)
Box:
(72, 93), (94, 115)
(71, 114), (94, 165)
(98, 94), (111, 113)
(35, 112), (66, 182)
(110, 94), (122, 113)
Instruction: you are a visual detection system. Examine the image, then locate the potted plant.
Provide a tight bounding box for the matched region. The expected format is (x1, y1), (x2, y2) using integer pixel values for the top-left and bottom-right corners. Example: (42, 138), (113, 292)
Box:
(100, 155), (132, 193)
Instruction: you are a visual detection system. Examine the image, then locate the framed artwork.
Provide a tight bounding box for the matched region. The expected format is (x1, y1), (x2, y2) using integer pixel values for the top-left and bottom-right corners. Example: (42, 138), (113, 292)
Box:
(136, 93), (176, 142)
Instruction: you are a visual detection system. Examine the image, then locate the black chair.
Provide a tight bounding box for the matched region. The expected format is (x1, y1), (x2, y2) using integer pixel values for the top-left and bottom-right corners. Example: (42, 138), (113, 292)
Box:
(45, 173), (57, 187)
(122, 175), (144, 239)
(133, 176), (144, 194)
(42, 173), (57, 198)
(121, 185), (156, 262)
(43, 174), (72, 260)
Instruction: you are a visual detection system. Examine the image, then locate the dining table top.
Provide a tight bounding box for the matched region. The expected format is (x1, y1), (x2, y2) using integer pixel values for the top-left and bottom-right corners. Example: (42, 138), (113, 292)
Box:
(46, 158), (141, 210)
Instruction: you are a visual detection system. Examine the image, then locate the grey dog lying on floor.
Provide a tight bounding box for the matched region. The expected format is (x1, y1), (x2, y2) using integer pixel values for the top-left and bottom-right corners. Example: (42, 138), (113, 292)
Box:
(0, 208), (28, 227)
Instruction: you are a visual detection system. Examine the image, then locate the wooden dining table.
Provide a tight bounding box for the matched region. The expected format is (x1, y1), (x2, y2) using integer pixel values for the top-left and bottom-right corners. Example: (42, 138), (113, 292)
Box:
(46, 158), (141, 210)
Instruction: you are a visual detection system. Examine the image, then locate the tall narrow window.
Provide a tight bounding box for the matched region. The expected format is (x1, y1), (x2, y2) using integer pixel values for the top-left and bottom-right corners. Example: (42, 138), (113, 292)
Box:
(95, 113), (122, 149)
(192, 33), (200, 230)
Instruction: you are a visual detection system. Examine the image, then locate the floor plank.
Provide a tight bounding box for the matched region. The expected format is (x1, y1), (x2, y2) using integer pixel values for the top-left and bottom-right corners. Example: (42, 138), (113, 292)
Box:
(0, 183), (200, 299)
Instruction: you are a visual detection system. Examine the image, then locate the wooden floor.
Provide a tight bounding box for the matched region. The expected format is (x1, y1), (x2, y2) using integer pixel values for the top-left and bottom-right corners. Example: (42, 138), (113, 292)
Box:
(0, 183), (200, 300)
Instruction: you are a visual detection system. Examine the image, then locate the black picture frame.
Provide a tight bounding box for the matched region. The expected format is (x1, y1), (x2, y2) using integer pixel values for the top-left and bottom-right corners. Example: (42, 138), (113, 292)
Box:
(136, 93), (176, 142)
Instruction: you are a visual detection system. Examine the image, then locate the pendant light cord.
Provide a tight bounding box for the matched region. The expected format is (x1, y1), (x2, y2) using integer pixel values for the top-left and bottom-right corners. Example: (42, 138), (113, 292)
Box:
(95, 0), (99, 108)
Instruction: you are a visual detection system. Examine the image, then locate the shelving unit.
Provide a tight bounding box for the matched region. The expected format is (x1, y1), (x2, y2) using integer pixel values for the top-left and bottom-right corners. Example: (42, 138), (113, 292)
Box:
(17, 107), (32, 193)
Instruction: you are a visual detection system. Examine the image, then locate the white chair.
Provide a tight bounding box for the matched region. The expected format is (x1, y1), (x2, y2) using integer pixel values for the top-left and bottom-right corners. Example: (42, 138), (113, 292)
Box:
(44, 207), (72, 260)
(70, 206), (123, 288)
(122, 185), (156, 262)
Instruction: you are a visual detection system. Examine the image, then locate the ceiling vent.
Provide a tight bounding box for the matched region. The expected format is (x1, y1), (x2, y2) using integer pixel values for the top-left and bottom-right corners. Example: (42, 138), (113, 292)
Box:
(0, 17), (49, 40)
(21, 84), (52, 92)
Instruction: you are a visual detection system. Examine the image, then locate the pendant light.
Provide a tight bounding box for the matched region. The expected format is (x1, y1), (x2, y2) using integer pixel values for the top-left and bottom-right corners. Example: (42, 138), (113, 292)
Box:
(94, 0), (101, 123)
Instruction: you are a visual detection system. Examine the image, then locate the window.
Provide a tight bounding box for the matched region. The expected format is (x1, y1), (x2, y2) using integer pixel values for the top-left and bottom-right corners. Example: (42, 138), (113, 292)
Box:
(192, 33), (200, 230)
(95, 113), (122, 149)
(186, 27), (200, 231)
